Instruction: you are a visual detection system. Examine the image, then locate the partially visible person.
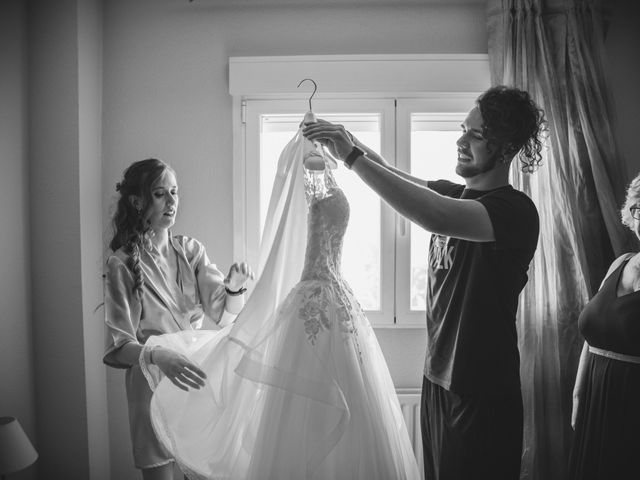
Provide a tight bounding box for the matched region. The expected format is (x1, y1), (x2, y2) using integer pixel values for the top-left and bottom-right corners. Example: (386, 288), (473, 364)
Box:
(303, 85), (545, 480)
(103, 158), (253, 480)
(569, 173), (640, 480)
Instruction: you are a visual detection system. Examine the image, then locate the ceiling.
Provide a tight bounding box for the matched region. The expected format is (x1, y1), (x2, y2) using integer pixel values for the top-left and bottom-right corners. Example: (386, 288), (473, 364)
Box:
(186, 0), (486, 6)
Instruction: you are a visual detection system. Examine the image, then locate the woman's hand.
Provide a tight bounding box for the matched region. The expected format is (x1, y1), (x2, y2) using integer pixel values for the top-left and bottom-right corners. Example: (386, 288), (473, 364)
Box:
(302, 119), (355, 161)
(571, 341), (589, 430)
(225, 262), (254, 292)
(152, 347), (207, 391)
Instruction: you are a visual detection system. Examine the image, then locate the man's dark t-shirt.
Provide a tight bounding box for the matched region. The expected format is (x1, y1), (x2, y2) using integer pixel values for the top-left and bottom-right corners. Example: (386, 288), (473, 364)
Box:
(424, 180), (539, 395)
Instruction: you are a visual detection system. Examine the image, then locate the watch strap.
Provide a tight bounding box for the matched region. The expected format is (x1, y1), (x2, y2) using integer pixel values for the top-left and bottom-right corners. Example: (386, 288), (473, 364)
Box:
(344, 145), (365, 170)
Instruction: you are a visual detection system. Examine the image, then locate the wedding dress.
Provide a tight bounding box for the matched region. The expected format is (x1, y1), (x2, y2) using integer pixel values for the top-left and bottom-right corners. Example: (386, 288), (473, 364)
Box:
(141, 123), (421, 480)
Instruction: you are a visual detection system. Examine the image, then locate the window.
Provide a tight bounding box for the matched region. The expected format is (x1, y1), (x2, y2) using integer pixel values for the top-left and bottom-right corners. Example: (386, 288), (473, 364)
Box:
(245, 99), (395, 325)
(230, 55), (490, 326)
(395, 101), (471, 324)
(260, 115), (384, 310)
(409, 126), (461, 310)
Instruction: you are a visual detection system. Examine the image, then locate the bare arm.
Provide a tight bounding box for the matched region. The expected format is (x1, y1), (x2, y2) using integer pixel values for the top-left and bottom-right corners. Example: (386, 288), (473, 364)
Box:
(571, 341), (589, 429)
(103, 254), (207, 390)
(216, 263), (254, 327)
(303, 121), (495, 242)
(113, 341), (207, 391)
(352, 158), (493, 241)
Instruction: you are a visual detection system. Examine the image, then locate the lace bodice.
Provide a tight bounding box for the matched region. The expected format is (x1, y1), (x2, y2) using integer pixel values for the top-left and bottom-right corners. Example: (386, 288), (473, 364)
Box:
(300, 168), (349, 283)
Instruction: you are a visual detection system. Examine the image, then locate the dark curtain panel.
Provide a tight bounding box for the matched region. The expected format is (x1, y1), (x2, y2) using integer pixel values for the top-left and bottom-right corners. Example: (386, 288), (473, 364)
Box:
(486, 0), (634, 478)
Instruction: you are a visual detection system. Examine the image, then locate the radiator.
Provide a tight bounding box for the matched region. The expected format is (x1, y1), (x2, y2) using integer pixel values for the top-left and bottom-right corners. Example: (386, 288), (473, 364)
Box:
(397, 388), (424, 480)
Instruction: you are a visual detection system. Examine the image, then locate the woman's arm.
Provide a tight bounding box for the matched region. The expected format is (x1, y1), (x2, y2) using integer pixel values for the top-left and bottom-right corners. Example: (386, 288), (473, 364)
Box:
(110, 341), (144, 366)
(571, 341), (590, 429)
(191, 237), (253, 325)
(103, 256), (144, 368)
(221, 262), (254, 320)
(103, 254), (207, 390)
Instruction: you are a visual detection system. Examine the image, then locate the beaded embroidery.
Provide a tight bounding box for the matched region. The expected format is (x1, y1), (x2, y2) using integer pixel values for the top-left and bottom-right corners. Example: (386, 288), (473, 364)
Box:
(298, 166), (364, 360)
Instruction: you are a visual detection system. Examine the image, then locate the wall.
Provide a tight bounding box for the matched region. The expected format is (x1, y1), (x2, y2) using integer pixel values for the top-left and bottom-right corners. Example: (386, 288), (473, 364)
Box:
(28, 0), (108, 478)
(78, 0), (111, 478)
(102, 1), (486, 477)
(605, 0), (640, 180)
(0, 1), (36, 479)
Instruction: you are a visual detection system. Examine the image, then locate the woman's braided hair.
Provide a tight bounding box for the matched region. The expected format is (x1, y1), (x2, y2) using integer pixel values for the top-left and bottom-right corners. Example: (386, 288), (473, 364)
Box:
(109, 158), (174, 298)
(476, 85), (547, 173)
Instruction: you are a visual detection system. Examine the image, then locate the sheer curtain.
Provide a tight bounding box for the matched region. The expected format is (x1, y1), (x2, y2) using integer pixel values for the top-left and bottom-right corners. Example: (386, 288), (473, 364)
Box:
(486, 1), (633, 479)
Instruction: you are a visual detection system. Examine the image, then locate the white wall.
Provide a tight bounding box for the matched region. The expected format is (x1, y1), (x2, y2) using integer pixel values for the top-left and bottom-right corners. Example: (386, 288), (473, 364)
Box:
(78, 0), (111, 478)
(102, 1), (486, 477)
(0, 1), (36, 479)
(28, 0), (108, 478)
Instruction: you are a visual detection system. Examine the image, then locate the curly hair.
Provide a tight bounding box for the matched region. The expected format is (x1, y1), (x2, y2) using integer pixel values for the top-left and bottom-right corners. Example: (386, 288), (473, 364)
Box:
(476, 85), (547, 174)
(109, 158), (175, 298)
(620, 172), (640, 231)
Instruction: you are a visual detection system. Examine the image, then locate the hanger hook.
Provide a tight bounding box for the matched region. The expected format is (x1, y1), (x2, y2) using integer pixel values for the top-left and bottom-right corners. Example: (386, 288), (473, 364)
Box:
(297, 78), (317, 111)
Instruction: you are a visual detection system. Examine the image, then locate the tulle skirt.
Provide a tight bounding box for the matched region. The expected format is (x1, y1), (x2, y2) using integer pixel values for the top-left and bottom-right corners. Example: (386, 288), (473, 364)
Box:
(142, 278), (421, 480)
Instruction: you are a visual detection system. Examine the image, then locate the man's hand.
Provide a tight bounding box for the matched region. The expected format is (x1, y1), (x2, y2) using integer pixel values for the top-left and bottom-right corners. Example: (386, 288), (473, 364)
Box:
(302, 119), (355, 161)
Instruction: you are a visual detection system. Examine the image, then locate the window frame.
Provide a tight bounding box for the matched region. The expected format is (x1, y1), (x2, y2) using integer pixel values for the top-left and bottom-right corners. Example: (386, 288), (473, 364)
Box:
(395, 98), (478, 325)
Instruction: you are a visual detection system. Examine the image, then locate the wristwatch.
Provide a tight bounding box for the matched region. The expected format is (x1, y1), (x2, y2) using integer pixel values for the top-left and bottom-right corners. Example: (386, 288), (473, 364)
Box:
(344, 145), (365, 170)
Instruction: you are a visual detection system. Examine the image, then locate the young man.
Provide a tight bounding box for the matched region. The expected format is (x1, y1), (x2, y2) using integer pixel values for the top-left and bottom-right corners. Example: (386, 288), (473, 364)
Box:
(302, 85), (545, 480)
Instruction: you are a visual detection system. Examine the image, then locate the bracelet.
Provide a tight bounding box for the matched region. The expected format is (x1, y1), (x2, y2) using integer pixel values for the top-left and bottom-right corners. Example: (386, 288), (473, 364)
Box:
(225, 286), (247, 296)
(150, 346), (161, 364)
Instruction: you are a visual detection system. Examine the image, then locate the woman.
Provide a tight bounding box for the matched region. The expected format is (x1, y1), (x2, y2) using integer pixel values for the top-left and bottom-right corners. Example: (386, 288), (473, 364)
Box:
(103, 158), (253, 480)
(569, 173), (640, 479)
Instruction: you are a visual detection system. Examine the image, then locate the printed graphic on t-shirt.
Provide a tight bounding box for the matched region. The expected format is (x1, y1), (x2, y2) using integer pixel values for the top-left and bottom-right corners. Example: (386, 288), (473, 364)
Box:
(430, 234), (453, 270)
